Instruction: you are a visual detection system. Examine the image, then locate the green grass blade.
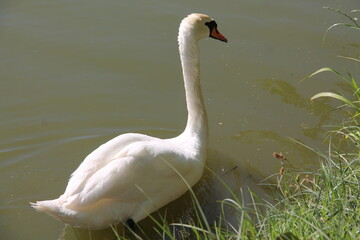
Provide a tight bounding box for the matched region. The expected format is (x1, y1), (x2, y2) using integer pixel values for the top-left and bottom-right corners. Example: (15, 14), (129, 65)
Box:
(160, 157), (212, 234)
(323, 7), (360, 28)
(347, 72), (360, 100)
(170, 223), (213, 235)
(289, 138), (329, 160)
(311, 92), (356, 108)
(303, 67), (350, 84)
(338, 55), (360, 63)
(323, 23), (360, 46)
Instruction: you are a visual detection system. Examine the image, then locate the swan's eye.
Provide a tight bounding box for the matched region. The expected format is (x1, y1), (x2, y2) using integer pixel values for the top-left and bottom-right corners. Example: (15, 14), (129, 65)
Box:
(205, 20), (217, 32)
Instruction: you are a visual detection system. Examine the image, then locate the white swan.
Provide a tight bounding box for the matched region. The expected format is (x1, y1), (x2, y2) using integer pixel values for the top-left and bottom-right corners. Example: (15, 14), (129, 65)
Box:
(31, 13), (227, 230)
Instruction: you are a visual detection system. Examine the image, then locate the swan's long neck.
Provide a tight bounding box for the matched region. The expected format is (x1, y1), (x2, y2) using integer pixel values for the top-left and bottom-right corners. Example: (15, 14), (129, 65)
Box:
(178, 30), (208, 146)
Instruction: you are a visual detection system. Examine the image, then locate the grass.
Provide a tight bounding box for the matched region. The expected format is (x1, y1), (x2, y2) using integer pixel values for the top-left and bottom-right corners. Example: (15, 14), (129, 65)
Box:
(263, 140), (360, 239)
(109, 8), (360, 240)
(114, 138), (359, 240)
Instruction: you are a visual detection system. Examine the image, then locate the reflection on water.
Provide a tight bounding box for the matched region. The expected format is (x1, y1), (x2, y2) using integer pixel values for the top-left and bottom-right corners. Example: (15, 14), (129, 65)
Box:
(257, 79), (310, 109)
(256, 78), (339, 140)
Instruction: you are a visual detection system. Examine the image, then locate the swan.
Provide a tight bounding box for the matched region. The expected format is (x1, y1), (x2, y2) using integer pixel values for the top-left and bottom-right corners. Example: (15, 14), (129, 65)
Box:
(31, 13), (227, 230)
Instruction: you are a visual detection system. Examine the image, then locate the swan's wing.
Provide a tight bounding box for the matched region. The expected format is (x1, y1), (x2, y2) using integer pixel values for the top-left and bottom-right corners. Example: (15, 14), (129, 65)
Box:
(65, 140), (197, 209)
(64, 133), (156, 197)
(65, 155), (146, 207)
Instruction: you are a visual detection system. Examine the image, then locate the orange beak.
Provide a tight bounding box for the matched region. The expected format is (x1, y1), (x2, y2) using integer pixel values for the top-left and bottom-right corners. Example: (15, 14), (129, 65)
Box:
(210, 28), (228, 43)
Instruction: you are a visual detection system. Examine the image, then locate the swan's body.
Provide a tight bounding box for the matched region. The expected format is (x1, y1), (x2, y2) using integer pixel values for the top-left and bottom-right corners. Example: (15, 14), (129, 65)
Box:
(32, 13), (227, 230)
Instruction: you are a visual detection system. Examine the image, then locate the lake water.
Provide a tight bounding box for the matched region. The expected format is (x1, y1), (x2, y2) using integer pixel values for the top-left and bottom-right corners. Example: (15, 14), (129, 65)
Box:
(1, 0), (359, 239)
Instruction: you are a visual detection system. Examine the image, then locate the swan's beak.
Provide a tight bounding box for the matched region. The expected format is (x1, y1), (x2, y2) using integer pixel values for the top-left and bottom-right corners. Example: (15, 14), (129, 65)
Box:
(210, 28), (228, 43)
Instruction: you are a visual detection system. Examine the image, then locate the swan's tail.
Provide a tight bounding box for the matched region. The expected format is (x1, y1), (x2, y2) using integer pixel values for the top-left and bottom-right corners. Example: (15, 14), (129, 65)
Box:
(31, 199), (60, 214)
(30, 199), (79, 225)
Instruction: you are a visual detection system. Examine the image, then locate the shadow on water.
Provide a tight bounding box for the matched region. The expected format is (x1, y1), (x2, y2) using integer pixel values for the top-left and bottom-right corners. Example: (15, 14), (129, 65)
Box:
(55, 148), (269, 240)
(256, 78), (335, 140)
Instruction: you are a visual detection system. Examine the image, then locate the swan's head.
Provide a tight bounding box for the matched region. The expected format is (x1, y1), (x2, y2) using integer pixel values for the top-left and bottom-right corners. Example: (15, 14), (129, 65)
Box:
(179, 13), (227, 43)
